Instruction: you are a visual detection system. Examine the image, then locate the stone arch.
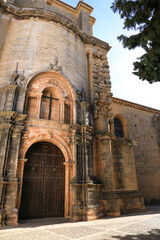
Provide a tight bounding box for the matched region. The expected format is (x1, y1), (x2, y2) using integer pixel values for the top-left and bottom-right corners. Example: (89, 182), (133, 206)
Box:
(19, 133), (72, 162)
(26, 71), (75, 100)
(25, 71), (76, 124)
(17, 134), (74, 219)
(113, 114), (128, 138)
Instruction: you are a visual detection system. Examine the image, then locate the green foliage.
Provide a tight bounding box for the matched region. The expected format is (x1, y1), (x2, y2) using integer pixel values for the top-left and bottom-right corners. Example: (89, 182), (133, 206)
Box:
(111, 0), (160, 83)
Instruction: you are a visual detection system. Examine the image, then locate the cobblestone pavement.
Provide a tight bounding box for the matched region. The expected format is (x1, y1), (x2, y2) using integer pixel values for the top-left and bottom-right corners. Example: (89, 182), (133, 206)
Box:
(0, 206), (160, 240)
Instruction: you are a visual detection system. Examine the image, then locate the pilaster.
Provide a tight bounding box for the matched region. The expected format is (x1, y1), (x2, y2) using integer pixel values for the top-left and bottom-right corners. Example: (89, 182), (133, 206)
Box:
(16, 88), (27, 114)
(0, 111), (15, 177)
(0, 111), (26, 227)
(95, 134), (114, 191)
(0, 111), (15, 222)
(16, 158), (27, 210)
(3, 85), (18, 111)
(3, 114), (27, 226)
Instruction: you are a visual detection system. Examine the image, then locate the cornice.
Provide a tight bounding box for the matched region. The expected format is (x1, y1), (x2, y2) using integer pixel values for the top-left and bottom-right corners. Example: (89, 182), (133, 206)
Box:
(0, 0), (110, 51)
(112, 97), (160, 114)
(43, 0), (94, 15)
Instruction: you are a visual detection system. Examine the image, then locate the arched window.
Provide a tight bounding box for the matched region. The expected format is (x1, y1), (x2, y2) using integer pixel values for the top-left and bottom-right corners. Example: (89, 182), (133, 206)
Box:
(114, 118), (123, 137)
(40, 87), (60, 121)
(26, 73), (74, 124)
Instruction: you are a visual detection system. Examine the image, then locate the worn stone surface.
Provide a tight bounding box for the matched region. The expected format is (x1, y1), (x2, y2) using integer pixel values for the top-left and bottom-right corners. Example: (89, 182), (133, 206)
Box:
(112, 98), (160, 204)
(0, 206), (160, 240)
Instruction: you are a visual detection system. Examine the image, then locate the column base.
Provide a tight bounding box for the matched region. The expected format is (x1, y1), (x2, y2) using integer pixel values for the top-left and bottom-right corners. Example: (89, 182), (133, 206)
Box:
(71, 183), (104, 221)
(0, 208), (19, 227)
(102, 190), (146, 216)
(102, 191), (121, 216)
(5, 208), (19, 227)
(0, 209), (5, 228)
(116, 190), (146, 213)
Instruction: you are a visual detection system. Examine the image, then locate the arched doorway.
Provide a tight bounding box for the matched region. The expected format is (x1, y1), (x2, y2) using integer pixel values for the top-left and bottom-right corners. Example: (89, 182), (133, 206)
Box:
(19, 141), (65, 219)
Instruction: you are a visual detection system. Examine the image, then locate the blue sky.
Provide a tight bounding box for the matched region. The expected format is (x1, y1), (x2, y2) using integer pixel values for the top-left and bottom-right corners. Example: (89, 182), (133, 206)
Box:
(62, 0), (160, 109)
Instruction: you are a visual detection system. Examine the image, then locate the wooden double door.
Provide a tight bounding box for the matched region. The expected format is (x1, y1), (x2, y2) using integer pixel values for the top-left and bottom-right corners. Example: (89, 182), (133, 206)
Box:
(19, 141), (65, 219)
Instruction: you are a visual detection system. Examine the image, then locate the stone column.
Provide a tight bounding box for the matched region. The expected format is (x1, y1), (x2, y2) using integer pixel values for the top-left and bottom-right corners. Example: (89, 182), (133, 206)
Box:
(16, 88), (27, 114)
(37, 93), (42, 118)
(0, 87), (6, 111)
(95, 135), (114, 191)
(4, 114), (26, 226)
(60, 99), (65, 123)
(109, 118), (114, 135)
(90, 46), (121, 216)
(85, 48), (93, 105)
(4, 85), (18, 111)
(0, 112), (15, 227)
(0, 112), (15, 177)
(0, 126), (11, 210)
(64, 161), (74, 218)
(16, 158), (27, 210)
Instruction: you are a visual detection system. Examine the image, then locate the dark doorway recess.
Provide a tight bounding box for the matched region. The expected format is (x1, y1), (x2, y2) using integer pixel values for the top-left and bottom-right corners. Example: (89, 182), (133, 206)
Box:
(19, 141), (65, 220)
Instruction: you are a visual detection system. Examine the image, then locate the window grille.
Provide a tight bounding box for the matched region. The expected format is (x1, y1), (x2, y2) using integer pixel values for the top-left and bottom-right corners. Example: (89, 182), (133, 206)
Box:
(114, 118), (123, 137)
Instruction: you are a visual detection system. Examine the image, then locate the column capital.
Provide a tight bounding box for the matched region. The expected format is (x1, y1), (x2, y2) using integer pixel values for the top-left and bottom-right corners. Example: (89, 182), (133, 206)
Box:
(63, 161), (75, 166)
(95, 133), (111, 142)
(18, 158), (28, 164)
(0, 111), (16, 122)
(14, 114), (27, 123)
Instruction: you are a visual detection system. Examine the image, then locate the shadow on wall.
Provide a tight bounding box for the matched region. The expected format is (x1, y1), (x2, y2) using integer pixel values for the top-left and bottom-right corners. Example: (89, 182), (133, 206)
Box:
(112, 229), (160, 240)
(145, 198), (160, 206)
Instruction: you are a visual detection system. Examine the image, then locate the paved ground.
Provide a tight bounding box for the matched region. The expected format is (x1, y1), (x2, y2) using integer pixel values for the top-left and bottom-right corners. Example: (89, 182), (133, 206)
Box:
(0, 206), (160, 240)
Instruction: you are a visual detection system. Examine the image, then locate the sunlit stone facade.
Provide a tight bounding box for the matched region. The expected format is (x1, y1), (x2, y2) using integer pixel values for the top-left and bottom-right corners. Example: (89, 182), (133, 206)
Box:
(0, 0), (159, 227)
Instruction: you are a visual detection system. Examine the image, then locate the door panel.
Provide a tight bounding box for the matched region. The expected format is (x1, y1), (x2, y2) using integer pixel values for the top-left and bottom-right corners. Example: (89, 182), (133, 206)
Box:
(19, 142), (65, 219)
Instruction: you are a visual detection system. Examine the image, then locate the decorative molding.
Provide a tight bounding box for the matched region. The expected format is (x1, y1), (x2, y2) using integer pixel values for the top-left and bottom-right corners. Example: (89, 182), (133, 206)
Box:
(112, 97), (160, 114)
(0, 1), (110, 51)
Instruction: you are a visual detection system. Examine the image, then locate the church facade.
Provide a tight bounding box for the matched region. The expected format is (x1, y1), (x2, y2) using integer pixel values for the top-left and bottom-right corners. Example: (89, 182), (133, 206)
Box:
(0, 0), (159, 227)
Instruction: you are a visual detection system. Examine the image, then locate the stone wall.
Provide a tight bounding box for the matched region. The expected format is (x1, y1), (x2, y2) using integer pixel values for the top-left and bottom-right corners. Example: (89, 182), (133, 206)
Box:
(0, 11), (8, 58)
(12, 0), (92, 35)
(0, 0), (152, 226)
(0, 18), (89, 95)
(112, 138), (138, 191)
(14, 0), (78, 25)
(112, 98), (160, 204)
